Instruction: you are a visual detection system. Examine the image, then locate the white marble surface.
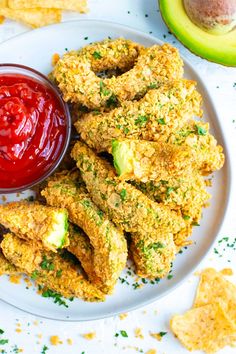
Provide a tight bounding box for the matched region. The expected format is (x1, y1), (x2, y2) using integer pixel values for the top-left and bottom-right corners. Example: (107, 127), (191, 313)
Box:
(0, 1), (235, 353)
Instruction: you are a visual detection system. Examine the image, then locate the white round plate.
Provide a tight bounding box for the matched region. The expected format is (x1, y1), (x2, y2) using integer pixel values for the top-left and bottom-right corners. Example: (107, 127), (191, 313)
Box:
(0, 20), (231, 321)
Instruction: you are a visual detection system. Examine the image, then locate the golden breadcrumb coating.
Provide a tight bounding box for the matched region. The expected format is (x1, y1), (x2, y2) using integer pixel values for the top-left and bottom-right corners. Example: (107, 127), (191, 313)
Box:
(132, 174), (210, 247)
(75, 79), (202, 152)
(0, 250), (19, 276)
(1, 233), (105, 302)
(53, 40), (183, 109)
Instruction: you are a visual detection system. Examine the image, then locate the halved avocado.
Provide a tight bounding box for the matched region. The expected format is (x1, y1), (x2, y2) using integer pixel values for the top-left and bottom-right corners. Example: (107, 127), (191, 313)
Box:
(159, 0), (236, 66)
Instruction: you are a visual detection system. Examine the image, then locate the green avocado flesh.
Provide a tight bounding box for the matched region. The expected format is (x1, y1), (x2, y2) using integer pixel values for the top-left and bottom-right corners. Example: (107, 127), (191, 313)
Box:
(159, 0), (236, 67)
(112, 140), (133, 176)
(46, 211), (68, 249)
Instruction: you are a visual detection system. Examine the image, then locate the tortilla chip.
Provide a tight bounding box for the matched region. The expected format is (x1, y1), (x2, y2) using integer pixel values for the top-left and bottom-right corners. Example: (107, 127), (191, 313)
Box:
(8, 0), (88, 13)
(0, 7), (61, 28)
(171, 302), (236, 353)
(0, 0), (7, 7)
(194, 268), (236, 325)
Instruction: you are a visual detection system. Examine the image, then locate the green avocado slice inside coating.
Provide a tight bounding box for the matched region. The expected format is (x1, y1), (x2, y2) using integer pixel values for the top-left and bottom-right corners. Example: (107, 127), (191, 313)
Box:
(112, 140), (134, 177)
(159, 0), (236, 67)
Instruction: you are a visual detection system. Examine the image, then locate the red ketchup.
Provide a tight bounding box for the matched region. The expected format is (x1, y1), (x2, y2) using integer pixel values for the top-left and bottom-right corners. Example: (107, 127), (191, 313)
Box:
(0, 74), (68, 189)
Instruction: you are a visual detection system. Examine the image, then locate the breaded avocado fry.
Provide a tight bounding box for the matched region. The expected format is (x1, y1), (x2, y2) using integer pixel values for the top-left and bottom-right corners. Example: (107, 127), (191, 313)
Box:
(0, 202), (69, 252)
(75, 79), (202, 152)
(41, 171), (127, 293)
(112, 129), (224, 182)
(67, 224), (101, 289)
(112, 139), (194, 182)
(71, 141), (187, 278)
(1, 233), (105, 302)
(53, 41), (183, 109)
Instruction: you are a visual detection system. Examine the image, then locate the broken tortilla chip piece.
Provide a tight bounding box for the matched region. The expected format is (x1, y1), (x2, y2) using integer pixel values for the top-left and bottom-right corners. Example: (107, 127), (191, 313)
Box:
(8, 0), (88, 13)
(0, 7), (61, 28)
(194, 268), (236, 325)
(171, 302), (236, 353)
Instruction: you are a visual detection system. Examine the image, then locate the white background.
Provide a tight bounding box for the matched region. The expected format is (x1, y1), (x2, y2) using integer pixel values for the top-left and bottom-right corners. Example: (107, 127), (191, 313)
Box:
(0, 0), (235, 353)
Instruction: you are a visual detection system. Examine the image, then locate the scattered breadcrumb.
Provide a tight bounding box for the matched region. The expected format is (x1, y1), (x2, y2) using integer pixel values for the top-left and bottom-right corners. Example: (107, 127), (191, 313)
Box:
(134, 328), (144, 339)
(15, 328), (22, 333)
(220, 268), (233, 276)
(9, 274), (21, 284)
(67, 338), (73, 345)
(1, 195), (6, 202)
(33, 321), (39, 326)
(52, 53), (60, 66)
(119, 313), (128, 320)
(146, 350), (157, 354)
(149, 332), (167, 341)
(50, 335), (63, 345)
(24, 277), (33, 287)
(82, 332), (96, 340)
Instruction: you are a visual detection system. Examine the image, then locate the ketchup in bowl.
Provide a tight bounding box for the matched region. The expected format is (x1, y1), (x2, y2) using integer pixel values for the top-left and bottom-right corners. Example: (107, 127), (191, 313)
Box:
(0, 65), (71, 192)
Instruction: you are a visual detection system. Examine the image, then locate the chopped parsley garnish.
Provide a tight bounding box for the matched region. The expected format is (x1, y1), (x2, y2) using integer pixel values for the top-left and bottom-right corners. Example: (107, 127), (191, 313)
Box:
(41, 345), (49, 354)
(196, 125), (207, 136)
(92, 51), (102, 59)
(135, 115), (148, 127)
(99, 81), (110, 96)
(120, 330), (128, 338)
(167, 274), (173, 280)
(84, 36), (88, 40)
(183, 215), (190, 220)
(120, 189), (127, 202)
(81, 199), (91, 208)
(97, 210), (104, 219)
(157, 118), (166, 125)
(40, 256), (54, 271)
(31, 270), (39, 279)
(42, 289), (68, 308)
(106, 93), (118, 108)
(151, 242), (165, 250)
(114, 333), (119, 337)
(56, 269), (62, 278)
(159, 331), (167, 337)
(148, 82), (158, 89)
(192, 221), (200, 226)
(0, 340), (8, 345)
(0, 330), (4, 335)
(132, 282), (140, 290)
(166, 187), (174, 197)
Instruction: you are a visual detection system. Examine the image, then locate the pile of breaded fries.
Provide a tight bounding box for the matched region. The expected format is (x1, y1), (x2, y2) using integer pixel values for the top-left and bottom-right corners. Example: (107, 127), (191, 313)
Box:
(0, 38), (225, 303)
(0, 0), (87, 28)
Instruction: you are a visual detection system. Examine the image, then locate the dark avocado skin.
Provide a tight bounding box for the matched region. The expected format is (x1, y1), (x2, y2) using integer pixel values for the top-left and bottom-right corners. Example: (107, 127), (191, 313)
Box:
(159, 0), (236, 67)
